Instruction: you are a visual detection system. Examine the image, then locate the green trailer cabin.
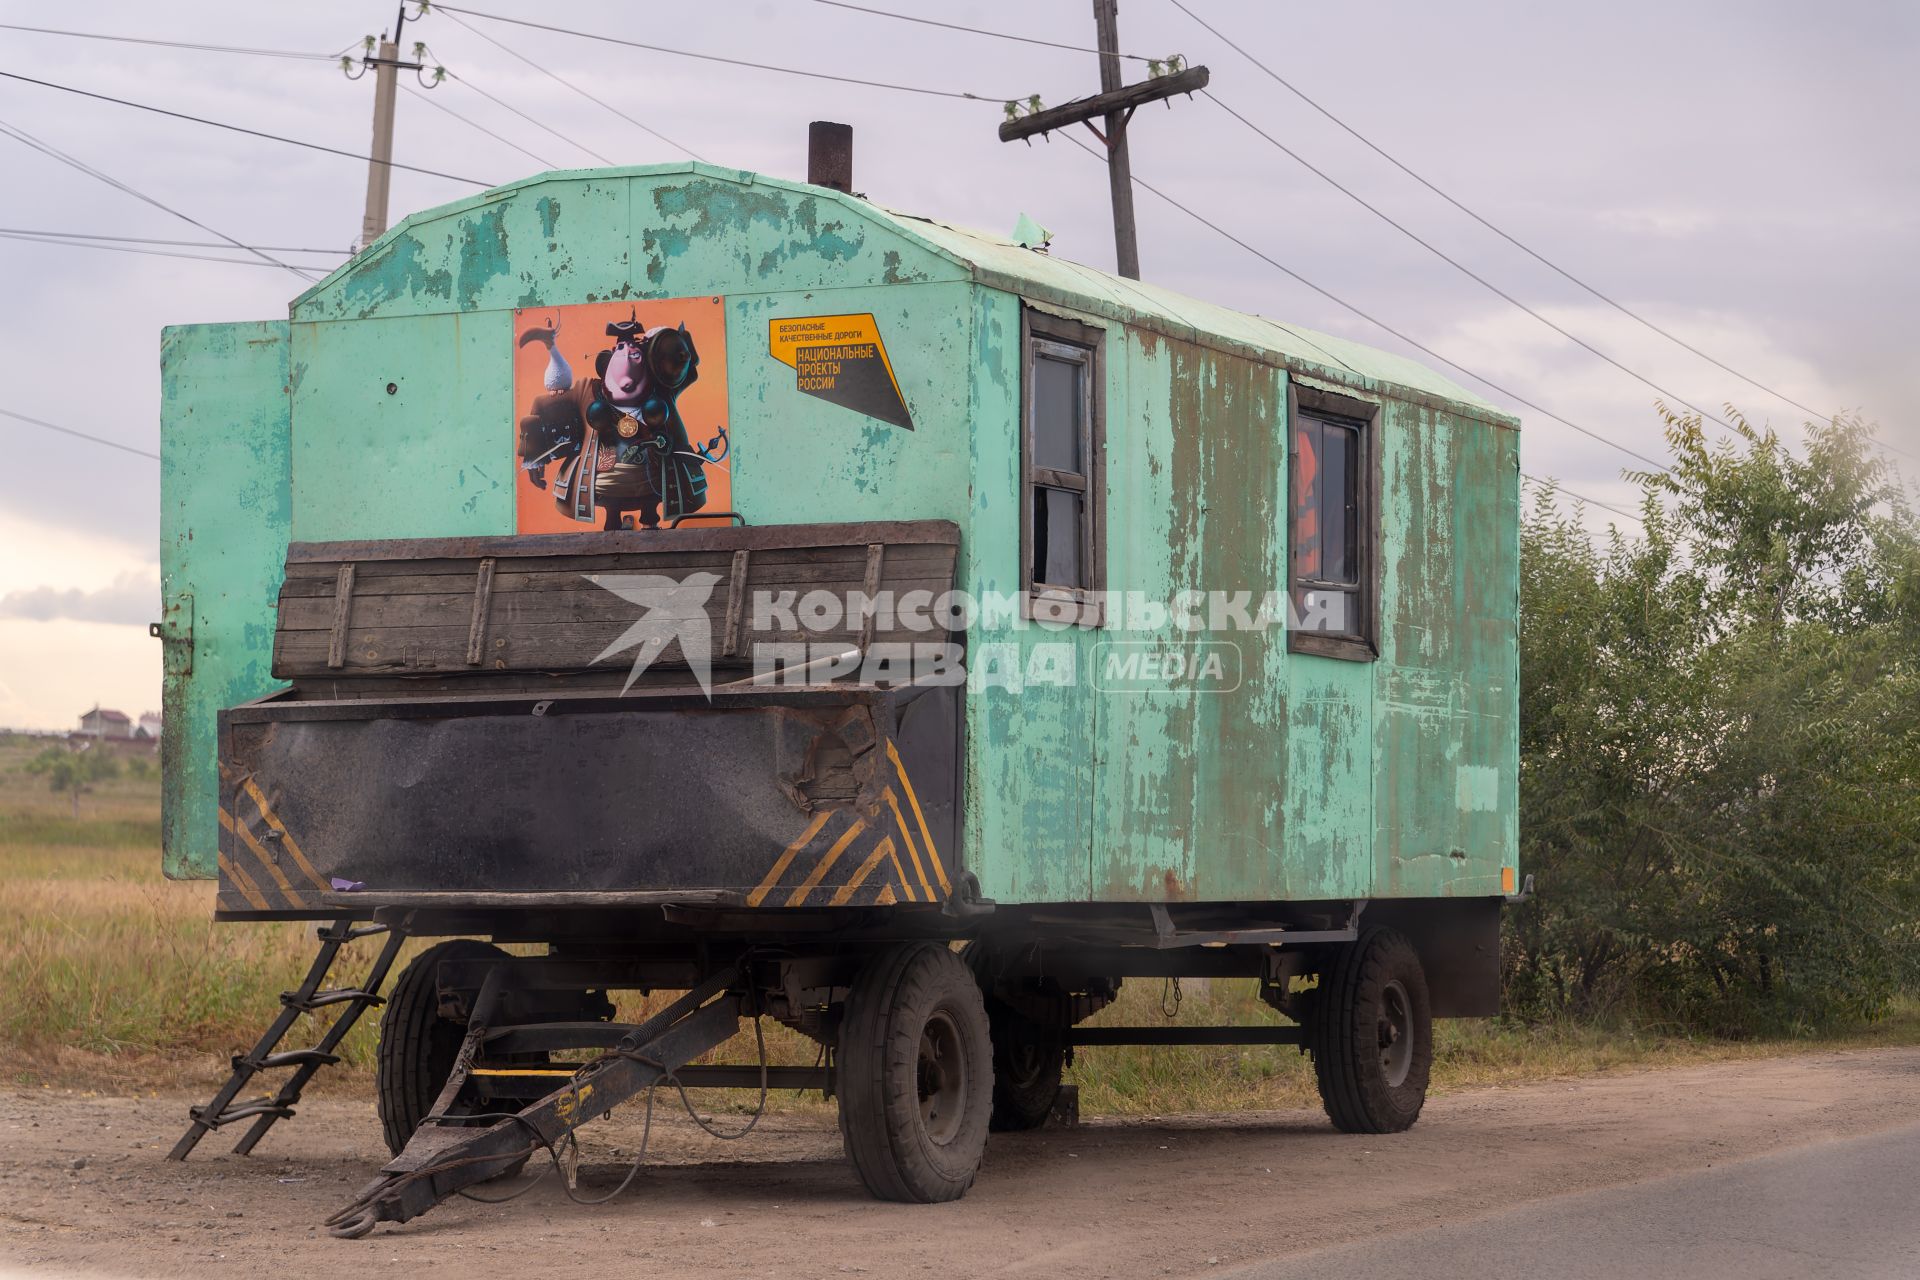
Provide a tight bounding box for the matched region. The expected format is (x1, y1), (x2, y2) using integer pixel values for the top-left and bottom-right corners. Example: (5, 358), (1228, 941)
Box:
(158, 153), (1520, 1227)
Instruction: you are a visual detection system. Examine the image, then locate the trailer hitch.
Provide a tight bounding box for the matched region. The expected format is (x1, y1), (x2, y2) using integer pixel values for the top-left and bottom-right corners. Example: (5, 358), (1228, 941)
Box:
(325, 961), (746, 1239)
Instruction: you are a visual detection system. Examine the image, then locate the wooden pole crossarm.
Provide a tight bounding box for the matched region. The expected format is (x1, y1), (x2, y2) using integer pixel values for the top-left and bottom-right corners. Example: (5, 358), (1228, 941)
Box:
(998, 65), (1209, 142)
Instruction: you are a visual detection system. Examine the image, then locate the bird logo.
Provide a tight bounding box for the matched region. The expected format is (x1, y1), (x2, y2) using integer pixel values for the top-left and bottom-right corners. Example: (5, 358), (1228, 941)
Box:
(584, 571), (722, 697)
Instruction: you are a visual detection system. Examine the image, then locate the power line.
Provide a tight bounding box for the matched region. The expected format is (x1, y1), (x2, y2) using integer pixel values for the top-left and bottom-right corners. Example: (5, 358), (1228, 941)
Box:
(0, 68), (496, 187)
(0, 231), (338, 271)
(1202, 89), (1744, 438)
(1521, 472), (1646, 525)
(399, 81), (556, 169)
(808, 0), (1156, 64)
(444, 70), (612, 166)
(429, 4), (1011, 102)
(0, 408), (158, 461)
(1057, 132), (1669, 473)
(0, 228), (347, 253)
(430, 16), (704, 162)
(0, 22), (337, 60)
(0, 117), (316, 281)
(1165, 0), (1858, 440)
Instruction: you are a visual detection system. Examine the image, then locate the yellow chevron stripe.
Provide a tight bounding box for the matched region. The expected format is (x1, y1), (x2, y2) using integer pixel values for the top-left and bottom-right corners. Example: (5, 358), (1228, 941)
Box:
(831, 836), (897, 906)
(884, 838), (917, 904)
(786, 818), (865, 906)
(886, 787), (936, 902)
(886, 740), (948, 892)
(216, 846), (271, 912)
(242, 778), (330, 892)
(748, 810), (832, 907)
(219, 806), (307, 909)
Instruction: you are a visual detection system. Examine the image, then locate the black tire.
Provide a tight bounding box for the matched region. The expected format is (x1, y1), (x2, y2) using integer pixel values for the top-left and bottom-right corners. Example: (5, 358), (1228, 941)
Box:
(376, 939), (511, 1156)
(837, 943), (993, 1203)
(963, 941), (1064, 1132)
(984, 1006), (1064, 1132)
(1308, 927), (1433, 1134)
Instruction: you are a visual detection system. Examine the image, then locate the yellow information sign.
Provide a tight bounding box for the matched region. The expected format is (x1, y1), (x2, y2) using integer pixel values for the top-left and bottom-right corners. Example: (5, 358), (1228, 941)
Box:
(768, 313), (913, 430)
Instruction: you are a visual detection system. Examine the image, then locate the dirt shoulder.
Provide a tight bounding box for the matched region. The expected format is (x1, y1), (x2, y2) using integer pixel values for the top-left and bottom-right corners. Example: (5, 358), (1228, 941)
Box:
(5, 1047), (1918, 1279)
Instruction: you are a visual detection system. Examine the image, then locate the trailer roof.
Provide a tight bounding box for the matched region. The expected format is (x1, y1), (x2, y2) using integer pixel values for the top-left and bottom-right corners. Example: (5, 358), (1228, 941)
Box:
(305, 163), (1510, 423)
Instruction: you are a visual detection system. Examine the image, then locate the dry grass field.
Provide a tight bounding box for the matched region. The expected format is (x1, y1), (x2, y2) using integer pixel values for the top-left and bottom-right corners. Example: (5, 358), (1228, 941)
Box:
(3, 736), (1915, 1111)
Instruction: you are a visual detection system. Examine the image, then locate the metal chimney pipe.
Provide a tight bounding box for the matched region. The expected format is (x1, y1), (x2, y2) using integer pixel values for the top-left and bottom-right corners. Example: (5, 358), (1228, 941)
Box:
(808, 121), (853, 194)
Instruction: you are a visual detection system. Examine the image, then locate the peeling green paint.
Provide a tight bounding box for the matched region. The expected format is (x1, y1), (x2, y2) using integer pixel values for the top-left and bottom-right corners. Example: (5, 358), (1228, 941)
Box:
(164, 164), (1517, 909)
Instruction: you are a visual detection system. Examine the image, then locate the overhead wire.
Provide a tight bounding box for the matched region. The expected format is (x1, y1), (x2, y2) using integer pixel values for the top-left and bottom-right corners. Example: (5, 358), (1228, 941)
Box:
(1055, 131), (1670, 473)
(400, 81), (556, 168)
(808, 0), (1156, 63)
(1200, 89), (1744, 438)
(1164, 0), (1876, 446)
(442, 69), (612, 166)
(0, 69), (496, 187)
(0, 116), (318, 281)
(0, 408), (159, 461)
(0, 22), (338, 61)
(0, 231), (338, 272)
(429, 14), (705, 162)
(0, 228), (347, 253)
(428, 4), (1014, 102)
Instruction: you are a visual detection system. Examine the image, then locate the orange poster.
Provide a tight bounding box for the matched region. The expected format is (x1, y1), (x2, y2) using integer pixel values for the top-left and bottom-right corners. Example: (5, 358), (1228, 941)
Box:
(512, 297), (731, 533)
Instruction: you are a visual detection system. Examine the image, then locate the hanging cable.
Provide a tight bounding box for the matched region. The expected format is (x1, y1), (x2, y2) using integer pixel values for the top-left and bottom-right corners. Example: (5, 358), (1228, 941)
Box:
(1055, 133), (1670, 474)
(1201, 90), (1743, 438)
(0, 407), (159, 461)
(0, 22), (336, 60)
(0, 69), (495, 187)
(0, 116), (317, 281)
(429, 15), (704, 162)
(808, 0), (1159, 64)
(0, 231), (338, 272)
(400, 81), (556, 168)
(0, 228), (347, 253)
(1165, 0), (1865, 441)
(428, 3), (1013, 102)
(442, 70), (612, 166)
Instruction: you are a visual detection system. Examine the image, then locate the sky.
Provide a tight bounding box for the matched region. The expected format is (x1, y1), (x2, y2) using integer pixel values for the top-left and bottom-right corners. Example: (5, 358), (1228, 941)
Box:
(0, 0), (1914, 730)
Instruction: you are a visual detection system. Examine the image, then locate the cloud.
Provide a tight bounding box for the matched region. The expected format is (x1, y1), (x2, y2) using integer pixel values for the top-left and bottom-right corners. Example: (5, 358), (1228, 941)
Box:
(0, 570), (159, 626)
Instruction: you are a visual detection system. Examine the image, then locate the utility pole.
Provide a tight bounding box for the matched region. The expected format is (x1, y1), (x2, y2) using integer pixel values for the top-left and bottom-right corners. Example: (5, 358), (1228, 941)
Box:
(999, 1), (1208, 279)
(355, 4), (429, 250)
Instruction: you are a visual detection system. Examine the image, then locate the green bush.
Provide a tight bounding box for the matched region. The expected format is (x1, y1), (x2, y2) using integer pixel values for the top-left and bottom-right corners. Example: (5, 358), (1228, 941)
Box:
(1510, 409), (1920, 1034)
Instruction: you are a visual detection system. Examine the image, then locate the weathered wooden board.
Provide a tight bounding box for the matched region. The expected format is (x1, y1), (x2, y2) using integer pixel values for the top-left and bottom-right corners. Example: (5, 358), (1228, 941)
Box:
(271, 521), (959, 681)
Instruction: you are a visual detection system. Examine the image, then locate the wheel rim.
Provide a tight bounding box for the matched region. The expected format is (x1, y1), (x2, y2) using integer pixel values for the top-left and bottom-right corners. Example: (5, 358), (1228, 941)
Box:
(917, 1010), (969, 1145)
(1378, 979), (1413, 1088)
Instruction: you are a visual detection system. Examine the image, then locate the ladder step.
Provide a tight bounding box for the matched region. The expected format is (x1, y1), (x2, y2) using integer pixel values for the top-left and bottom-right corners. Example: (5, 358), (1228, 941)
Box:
(237, 1048), (341, 1071)
(190, 1098), (295, 1127)
(281, 987), (385, 1011)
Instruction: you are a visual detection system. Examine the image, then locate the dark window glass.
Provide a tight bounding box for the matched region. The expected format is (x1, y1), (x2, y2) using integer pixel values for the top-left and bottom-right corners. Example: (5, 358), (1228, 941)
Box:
(1032, 486), (1085, 588)
(1321, 422), (1355, 586)
(1032, 353), (1084, 473)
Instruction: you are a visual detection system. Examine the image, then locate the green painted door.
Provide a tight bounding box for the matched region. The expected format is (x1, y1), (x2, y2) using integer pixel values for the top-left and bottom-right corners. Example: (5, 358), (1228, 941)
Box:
(158, 320), (292, 879)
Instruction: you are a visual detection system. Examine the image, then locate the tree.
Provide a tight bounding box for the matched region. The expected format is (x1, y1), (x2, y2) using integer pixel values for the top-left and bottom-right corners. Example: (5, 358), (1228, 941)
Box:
(1508, 410), (1920, 1033)
(25, 744), (121, 820)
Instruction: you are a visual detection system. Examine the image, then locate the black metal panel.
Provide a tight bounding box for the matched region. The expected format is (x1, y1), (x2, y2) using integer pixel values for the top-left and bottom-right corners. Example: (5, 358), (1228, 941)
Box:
(214, 682), (961, 915)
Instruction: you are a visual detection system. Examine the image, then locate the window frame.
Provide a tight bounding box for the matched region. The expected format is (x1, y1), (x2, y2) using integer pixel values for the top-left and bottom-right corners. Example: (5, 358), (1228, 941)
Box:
(1019, 309), (1106, 627)
(1287, 382), (1380, 662)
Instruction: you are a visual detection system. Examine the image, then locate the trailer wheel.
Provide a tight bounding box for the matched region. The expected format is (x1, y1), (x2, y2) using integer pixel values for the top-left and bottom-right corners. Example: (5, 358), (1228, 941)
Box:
(837, 943), (993, 1202)
(377, 939), (513, 1156)
(1308, 927), (1432, 1134)
(962, 942), (1063, 1132)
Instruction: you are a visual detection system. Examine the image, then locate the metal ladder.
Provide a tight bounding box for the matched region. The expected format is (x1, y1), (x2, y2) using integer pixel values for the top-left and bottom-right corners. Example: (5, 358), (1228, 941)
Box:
(169, 918), (405, 1161)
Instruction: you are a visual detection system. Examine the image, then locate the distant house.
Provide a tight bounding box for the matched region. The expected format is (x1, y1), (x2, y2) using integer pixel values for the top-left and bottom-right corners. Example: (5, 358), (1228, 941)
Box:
(136, 712), (163, 741)
(77, 706), (133, 739)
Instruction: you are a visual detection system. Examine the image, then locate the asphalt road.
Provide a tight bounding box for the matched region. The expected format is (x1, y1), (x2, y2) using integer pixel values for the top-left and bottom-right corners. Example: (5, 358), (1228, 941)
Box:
(1232, 1121), (1920, 1280)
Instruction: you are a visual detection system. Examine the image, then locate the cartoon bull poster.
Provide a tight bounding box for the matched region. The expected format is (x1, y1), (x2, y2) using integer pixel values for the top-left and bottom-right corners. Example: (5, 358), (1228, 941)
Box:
(512, 298), (732, 534)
